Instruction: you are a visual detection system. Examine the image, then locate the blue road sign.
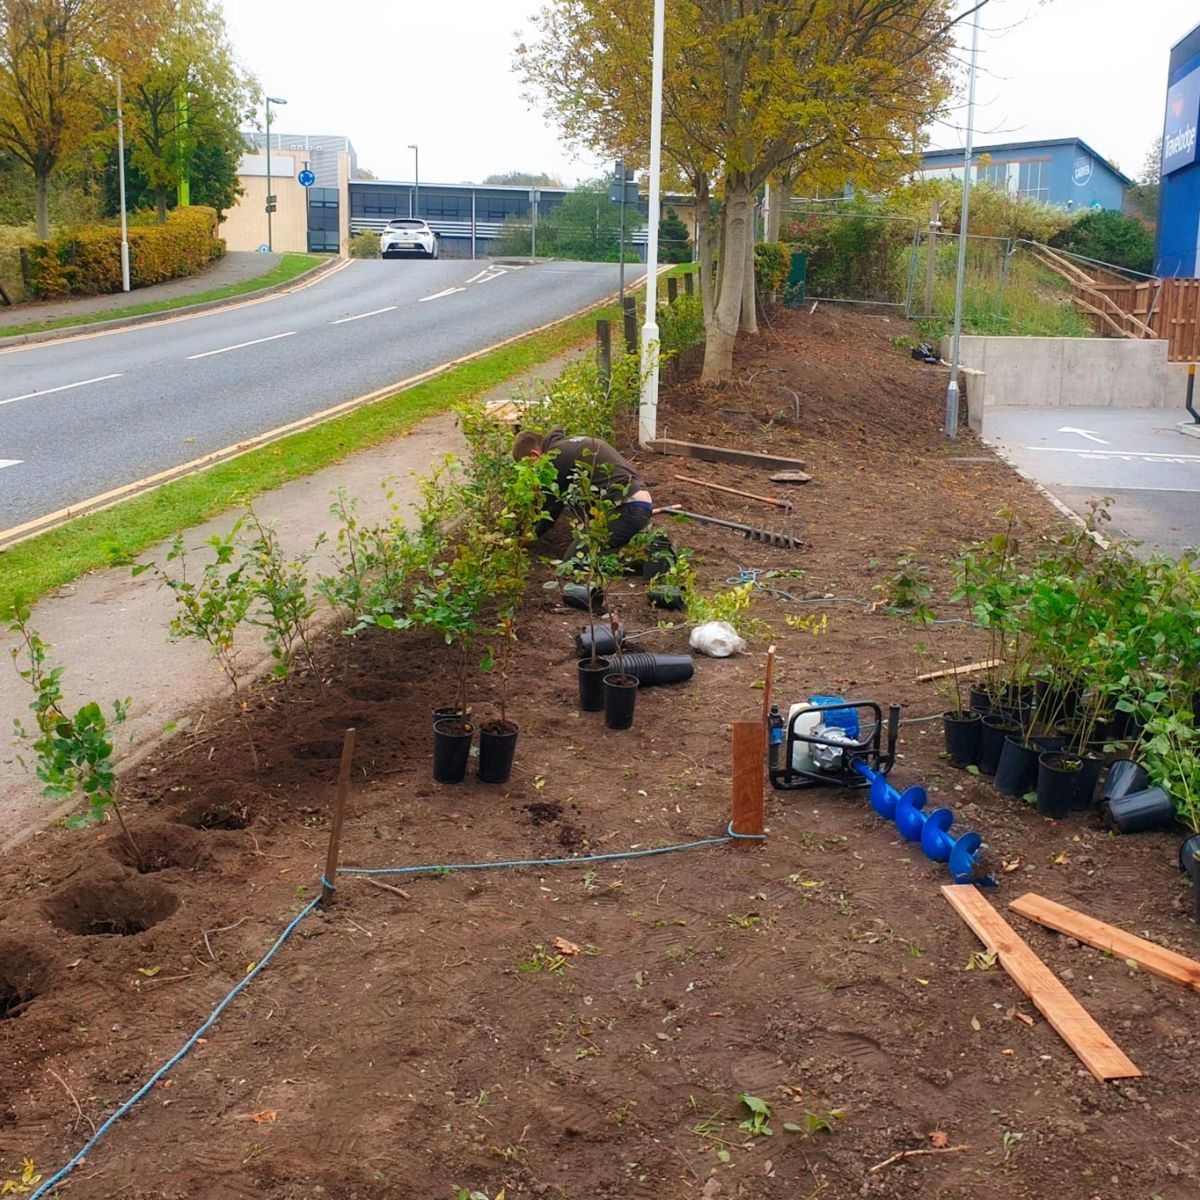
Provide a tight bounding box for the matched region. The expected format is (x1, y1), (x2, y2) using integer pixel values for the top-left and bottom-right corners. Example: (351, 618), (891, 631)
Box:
(298, 169), (316, 188)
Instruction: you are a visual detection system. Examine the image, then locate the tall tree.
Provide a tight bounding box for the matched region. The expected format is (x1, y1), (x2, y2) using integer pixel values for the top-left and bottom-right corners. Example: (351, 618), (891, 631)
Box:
(482, 170), (563, 186)
(125, 0), (254, 222)
(0, 0), (165, 236)
(521, 0), (956, 381)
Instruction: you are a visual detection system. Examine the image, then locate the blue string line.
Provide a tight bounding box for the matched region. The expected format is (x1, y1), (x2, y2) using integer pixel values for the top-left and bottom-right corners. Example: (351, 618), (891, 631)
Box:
(27, 831), (743, 1197)
(320, 874), (337, 891)
(29, 895), (323, 1200)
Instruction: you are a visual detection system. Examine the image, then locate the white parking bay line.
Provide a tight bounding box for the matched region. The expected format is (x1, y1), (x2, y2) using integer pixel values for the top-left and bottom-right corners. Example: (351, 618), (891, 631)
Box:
(331, 306), (398, 325)
(0, 373), (123, 408)
(186, 331), (296, 360)
(418, 287), (467, 303)
(1024, 445), (1200, 464)
(0, 459), (21, 470)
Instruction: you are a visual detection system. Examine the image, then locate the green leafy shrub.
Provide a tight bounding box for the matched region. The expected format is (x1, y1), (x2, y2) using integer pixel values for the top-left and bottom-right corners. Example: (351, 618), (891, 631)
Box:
(513, 351), (643, 441)
(349, 228), (380, 259)
(1049, 208), (1155, 275)
(754, 241), (790, 294)
(658, 293), (705, 356)
(22, 206), (222, 298)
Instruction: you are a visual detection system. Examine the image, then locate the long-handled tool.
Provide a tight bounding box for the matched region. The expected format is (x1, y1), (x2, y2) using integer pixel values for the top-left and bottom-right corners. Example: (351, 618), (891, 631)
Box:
(673, 474), (793, 513)
(654, 506), (803, 550)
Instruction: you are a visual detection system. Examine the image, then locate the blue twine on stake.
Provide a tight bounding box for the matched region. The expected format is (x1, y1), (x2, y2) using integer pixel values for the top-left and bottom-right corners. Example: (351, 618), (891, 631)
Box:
(320, 874), (337, 892)
(27, 831), (743, 1197)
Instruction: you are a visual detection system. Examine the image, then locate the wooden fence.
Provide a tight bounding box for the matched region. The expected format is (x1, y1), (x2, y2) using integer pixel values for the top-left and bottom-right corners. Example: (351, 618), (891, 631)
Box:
(1092, 277), (1200, 362)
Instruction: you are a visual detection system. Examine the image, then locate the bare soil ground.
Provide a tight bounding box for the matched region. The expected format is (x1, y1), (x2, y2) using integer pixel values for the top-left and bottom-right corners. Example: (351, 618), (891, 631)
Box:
(2, 306), (1197, 1200)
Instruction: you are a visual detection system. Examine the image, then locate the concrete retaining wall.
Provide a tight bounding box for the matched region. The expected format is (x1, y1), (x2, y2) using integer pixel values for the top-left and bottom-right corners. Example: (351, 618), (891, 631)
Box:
(941, 335), (1176, 433)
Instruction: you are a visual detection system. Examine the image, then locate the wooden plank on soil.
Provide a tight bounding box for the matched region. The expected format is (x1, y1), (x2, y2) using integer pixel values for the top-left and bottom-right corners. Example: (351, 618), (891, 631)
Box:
(915, 658), (999, 682)
(941, 884), (1141, 1082)
(647, 438), (807, 472)
(730, 720), (765, 842)
(1010, 892), (1200, 995)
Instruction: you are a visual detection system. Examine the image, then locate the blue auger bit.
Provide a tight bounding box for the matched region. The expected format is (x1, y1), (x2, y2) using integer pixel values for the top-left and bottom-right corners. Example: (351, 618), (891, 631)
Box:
(859, 761), (995, 887)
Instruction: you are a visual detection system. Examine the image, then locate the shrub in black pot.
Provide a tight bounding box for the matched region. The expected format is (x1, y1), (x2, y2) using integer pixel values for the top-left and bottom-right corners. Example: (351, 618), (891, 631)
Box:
(1036, 752), (1082, 818)
(478, 720), (518, 784)
(577, 657), (610, 712)
(943, 709), (981, 768)
(603, 615), (638, 730)
(979, 713), (1020, 776)
(433, 718), (474, 784)
(995, 736), (1039, 798)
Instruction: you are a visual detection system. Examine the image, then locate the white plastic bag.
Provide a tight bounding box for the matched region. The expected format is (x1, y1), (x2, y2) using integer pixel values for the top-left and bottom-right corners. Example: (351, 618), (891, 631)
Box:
(689, 620), (747, 658)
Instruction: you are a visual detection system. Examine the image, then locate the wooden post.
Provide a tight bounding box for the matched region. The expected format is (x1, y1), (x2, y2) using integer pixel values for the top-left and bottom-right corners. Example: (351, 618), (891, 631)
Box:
(596, 318), (612, 386)
(923, 200), (940, 318)
(684, 269), (694, 295)
(731, 721), (765, 843)
(667, 275), (678, 304)
(622, 295), (637, 354)
(760, 645), (777, 728)
(321, 728), (357, 905)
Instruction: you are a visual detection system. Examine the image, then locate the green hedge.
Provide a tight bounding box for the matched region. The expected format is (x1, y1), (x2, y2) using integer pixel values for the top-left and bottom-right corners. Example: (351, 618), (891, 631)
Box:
(21, 207), (224, 299)
(754, 241), (790, 295)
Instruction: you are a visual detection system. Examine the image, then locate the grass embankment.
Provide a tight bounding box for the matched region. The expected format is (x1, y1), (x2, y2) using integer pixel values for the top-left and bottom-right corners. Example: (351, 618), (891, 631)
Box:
(0, 301), (621, 616)
(0, 253), (325, 339)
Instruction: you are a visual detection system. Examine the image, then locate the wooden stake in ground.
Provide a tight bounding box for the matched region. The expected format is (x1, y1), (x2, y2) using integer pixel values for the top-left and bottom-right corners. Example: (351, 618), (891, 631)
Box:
(1009, 892), (1200, 995)
(731, 720), (765, 844)
(321, 728), (357, 906)
(941, 885), (1141, 1082)
(760, 645), (777, 729)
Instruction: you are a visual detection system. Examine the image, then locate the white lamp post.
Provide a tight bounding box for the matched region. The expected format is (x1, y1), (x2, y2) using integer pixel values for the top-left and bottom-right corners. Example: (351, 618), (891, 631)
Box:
(265, 95), (287, 251)
(408, 144), (419, 216)
(638, 0), (666, 446)
(116, 74), (130, 292)
(944, 2), (986, 439)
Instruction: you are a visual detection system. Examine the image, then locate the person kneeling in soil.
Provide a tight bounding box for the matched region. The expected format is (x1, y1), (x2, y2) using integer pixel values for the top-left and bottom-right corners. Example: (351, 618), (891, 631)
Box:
(512, 429), (653, 553)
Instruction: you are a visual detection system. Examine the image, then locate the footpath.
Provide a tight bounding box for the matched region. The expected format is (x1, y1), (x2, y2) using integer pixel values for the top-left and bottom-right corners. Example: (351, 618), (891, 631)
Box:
(0, 351), (578, 848)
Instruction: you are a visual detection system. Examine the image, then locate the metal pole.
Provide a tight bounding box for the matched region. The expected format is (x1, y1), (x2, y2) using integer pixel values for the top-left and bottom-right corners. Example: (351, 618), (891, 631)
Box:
(944, 6), (982, 440)
(116, 75), (130, 292)
(638, 0), (666, 447)
(471, 189), (476, 260)
(619, 175), (626, 304)
(265, 101), (273, 252)
(531, 188), (538, 259)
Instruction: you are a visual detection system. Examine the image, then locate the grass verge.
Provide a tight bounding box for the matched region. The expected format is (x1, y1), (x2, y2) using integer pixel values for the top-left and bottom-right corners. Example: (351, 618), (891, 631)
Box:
(0, 253), (326, 339)
(0, 299), (622, 616)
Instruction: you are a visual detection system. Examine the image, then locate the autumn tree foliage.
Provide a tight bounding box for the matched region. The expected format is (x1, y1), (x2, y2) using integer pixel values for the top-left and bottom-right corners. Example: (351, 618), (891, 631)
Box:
(520, 0), (957, 381)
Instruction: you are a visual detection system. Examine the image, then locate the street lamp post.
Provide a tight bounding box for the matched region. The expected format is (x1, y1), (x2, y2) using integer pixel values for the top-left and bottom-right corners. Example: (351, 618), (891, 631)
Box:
(944, 3), (985, 439)
(265, 95), (287, 251)
(408, 144), (419, 217)
(116, 74), (130, 292)
(638, 0), (666, 447)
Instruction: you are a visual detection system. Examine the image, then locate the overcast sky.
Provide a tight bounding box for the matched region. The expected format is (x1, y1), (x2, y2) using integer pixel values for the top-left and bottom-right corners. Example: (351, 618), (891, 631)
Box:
(219, 0), (1197, 187)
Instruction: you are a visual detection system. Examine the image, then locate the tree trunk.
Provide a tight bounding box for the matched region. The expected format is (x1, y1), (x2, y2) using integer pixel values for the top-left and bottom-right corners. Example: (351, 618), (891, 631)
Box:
(765, 175), (794, 242)
(156, 187), (169, 224)
(741, 214), (758, 334)
(694, 175), (714, 328)
(35, 171), (51, 239)
(701, 178), (751, 383)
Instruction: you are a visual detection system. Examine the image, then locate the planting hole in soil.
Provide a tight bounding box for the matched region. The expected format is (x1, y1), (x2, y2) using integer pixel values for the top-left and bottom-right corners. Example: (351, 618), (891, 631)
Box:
(345, 682), (403, 703)
(525, 802), (562, 825)
(290, 739), (343, 761)
(108, 825), (206, 873)
(179, 789), (253, 831)
(42, 877), (179, 937)
(319, 713), (372, 732)
(0, 943), (50, 1020)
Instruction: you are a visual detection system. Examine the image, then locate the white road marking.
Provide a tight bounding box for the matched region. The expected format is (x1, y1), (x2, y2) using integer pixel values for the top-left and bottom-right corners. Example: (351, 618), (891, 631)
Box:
(1057, 426), (1110, 444)
(0, 373), (123, 408)
(331, 306), (398, 325)
(0, 459), (21, 471)
(1023, 446), (1200, 464)
(186, 331), (296, 360)
(417, 287), (467, 303)
(465, 267), (507, 285)
(1056, 483), (1200, 494)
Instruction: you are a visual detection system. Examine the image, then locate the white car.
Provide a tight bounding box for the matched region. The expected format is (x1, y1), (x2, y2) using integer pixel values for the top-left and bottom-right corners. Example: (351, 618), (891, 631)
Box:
(380, 218), (439, 259)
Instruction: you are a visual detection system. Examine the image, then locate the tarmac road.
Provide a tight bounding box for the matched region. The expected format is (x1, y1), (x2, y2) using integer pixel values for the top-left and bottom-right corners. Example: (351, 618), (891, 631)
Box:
(0, 257), (636, 532)
(983, 405), (1200, 556)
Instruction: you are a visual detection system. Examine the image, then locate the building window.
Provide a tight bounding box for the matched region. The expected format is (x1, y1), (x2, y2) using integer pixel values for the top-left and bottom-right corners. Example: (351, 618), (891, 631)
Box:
(1017, 160), (1048, 203)
(421, 191), (470, 220)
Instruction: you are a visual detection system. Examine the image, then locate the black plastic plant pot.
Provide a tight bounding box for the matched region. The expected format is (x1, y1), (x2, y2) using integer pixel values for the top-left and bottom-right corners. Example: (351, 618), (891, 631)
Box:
(943, 710), (981, 768)
(620, 652), (695, 687)
(1032, 733), (1069, 754)
(562, 582), (604, 612)
(648, 584), (686, 611)
(1071, 753), (1105, 812)
(1035, 677), (1083, 721)
(1104, 786), (1174, 834)
(1002, 681), (1035, 709)
(1178, 832), (1200, 881)
(1036, 753), (1082, 818)
(577, 657), (610, 712)
(577, 623), (625, 657)
(432, 719), (474, 784)
(432, 705), (467, 727)
(478, 720), (519, 785)
(603, 673), (639, 730)
(979, 714), (1019, 776)
(641, 533), (676, 582)
(968, 685), (993, 715)
(1100, 759), (1150, 804)
(995, 736), (1040, 798)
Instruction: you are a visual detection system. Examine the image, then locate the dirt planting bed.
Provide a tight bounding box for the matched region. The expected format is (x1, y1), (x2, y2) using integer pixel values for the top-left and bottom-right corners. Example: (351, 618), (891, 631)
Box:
(2, 307), (1198, 1199)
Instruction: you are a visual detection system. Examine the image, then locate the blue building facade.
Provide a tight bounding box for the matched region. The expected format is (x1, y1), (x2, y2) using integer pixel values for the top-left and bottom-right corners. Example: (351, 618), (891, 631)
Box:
(1157, 22), (1200, 277)
(917, 139), (1130, 212)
